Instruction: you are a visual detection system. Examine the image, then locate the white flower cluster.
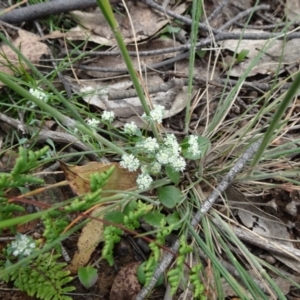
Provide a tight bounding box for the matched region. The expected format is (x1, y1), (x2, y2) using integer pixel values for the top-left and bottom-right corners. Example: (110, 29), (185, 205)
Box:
(10, 234), (36, 257)
(123, 122), (140, 136)
(120, 133), (186, 190)
(137, 137), (159, 153)
(120, 154), (140, 172)
(87, 118), (100, 127)
(188, 135), (201, 157)
(156, 135), (186, 172)
(101, 111), (115, 123)
(142, 104), (165, 124)
(73, 118), (100, 137)
(29, 88), (49, 108)
(136, 172), (153, 190)
(119, 106), (205, 190)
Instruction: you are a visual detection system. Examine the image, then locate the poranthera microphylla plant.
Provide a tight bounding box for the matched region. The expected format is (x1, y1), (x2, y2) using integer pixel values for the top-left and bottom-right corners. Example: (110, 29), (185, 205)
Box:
(88, 104), (206, 189)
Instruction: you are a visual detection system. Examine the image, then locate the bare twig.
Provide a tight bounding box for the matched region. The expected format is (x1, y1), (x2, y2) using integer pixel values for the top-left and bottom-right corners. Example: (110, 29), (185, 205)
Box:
(206, 0), (228, 22)
(0, 112), (99, 161)
(69, 28), (300, 76)
(219, 4), (270, 31)
(0, 0), (104, 23)
(213, 218), (300, 261)
(136, 138), (262, 299)
(141, 0), (220, 34)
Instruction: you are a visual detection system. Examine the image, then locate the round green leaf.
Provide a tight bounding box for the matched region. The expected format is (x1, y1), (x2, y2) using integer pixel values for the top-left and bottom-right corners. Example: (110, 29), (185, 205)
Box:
(165, 165), (180, 184)
(104, 211), (124, 224)
(123, 200), (138, 216)
(158, 186), (183, 208)
(143, 211), (165, 227)
(78, 266), (98, 289)
(166, 212), (181, 230)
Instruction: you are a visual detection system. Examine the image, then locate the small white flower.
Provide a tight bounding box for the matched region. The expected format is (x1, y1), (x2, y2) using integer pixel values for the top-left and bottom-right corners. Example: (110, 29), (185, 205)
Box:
(156, 148), (171, 165)
(142, 105), (165, 124)
(124, 122), (139, 136)
(29, 88), (49, 108)
(136, 172), (153, 189)
(101, 111), (115, 123)
(120, 154), (140, 171)
(138, 137), (159, 153)
(87, 118), (100, 127)
(156, 145), (186, 171)
(81, 86), (94, 93)
(149, 105), (165, 123)
(163, 134), (181, 154)
(169, 156), (186, 172)
(188, 135), (201, 156)
(10, 234), (36, 257)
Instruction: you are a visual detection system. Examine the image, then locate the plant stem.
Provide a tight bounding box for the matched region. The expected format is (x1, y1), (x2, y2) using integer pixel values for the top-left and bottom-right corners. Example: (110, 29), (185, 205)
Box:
(250, 70), (300, 170)
(95, 0), (160, 140)
(184, 0), (203, 133)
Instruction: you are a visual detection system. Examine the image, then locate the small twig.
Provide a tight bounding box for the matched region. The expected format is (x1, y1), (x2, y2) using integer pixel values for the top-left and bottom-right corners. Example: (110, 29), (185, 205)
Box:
(0, 0), (110, 23)
(219, 4), (270, 31)
(211, 77), (292, 92)
(136, 138), (262, 299)
(213, 218), (300, 261)
(61, 28), (300, 60)
(141, 0), (220, 35)
(0, 112), (99, 161)
(192, 139), (262, 225)
(234, 22), (288, 30)
(206, 0), (228, 22)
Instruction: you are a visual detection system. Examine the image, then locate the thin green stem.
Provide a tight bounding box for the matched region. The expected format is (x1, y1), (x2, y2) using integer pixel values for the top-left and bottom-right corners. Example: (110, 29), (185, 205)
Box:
(95, 0), (160, 140)
(250, 70), (300, 170)
(184, 0), (203, 133)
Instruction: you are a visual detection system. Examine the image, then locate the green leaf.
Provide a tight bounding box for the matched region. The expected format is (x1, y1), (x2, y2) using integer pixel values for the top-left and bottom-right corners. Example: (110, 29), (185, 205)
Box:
(181, 135), (211, 160)
(104, 211), (124, 224)
(157, 186), (183, 208)
(78, 266), (98, 289)
(165, 165), (180, 184)
(160, 25), (181, 34)
(143, 211), (165, 227)
(123, 200), (138, 216)
(166, 212), (181, 230)
(196, 49), (207, 59)
(236, 49), (249, 63)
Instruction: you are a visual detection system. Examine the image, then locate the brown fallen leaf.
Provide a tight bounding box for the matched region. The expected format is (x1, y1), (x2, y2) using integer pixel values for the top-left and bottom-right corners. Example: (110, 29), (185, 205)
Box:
(68, 205), (106, 274)
(62, 161), (139, 273)
(60, 161), (139, 196)
(109, 262), (142, 300)
(68, 3), (187, 46)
